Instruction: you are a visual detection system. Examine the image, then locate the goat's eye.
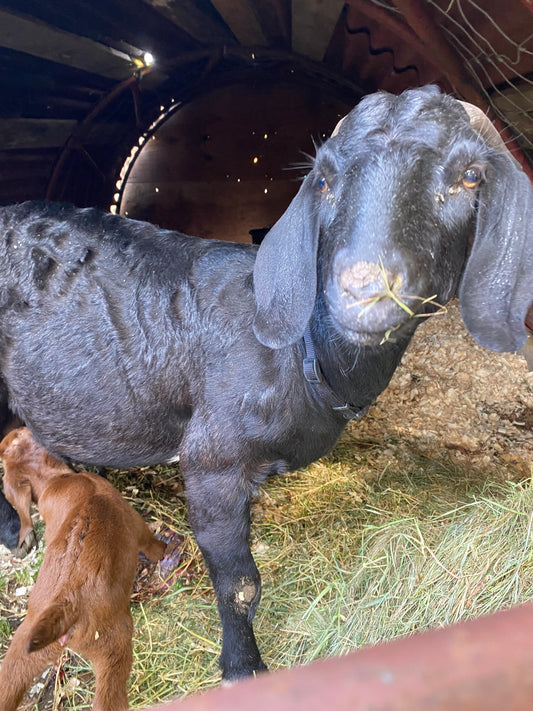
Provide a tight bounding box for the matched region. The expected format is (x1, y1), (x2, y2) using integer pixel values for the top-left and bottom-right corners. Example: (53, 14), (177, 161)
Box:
(462, 166), (483, 189)
(318, 176), (329, 193)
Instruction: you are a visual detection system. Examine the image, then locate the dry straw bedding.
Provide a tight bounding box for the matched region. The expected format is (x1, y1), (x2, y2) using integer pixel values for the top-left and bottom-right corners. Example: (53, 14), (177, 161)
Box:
(0, 298), (532, 709)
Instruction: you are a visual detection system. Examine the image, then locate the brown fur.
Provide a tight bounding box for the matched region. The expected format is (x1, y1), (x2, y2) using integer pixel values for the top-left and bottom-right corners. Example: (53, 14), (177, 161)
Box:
(0, 427), (167, 711)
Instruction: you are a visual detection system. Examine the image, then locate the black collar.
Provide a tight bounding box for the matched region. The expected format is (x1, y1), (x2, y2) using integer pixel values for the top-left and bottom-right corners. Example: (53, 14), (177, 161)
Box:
(302, 326), (369, 420)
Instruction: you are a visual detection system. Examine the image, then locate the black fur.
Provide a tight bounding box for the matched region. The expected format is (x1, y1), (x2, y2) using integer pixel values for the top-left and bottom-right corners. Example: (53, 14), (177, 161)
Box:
(0, 488), (20, 551)
(0, 85), (530, 679)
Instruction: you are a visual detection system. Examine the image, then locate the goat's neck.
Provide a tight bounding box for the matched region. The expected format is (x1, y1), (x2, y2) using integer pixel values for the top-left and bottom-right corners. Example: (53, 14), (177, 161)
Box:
(307, 312), (411, 413)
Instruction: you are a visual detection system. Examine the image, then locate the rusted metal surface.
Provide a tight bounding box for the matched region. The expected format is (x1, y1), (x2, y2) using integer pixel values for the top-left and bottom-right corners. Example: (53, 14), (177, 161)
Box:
(145, 604), (533, 711)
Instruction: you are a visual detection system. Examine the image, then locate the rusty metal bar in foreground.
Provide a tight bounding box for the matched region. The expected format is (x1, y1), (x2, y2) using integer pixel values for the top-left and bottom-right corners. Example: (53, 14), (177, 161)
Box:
(144, 603), (533, 711)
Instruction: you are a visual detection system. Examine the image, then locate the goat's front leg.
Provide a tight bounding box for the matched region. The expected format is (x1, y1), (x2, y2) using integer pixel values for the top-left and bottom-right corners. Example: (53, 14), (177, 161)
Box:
(2, 477), (36, 552)
(183, 468), (267, 681)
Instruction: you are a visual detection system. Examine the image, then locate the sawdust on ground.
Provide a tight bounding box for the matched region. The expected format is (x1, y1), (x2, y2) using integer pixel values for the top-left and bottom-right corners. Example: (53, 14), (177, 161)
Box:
(353, 298), (533, 477)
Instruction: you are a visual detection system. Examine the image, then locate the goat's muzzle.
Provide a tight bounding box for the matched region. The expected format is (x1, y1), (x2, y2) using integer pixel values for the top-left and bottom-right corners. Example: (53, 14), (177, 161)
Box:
(328, 259), (424, 344)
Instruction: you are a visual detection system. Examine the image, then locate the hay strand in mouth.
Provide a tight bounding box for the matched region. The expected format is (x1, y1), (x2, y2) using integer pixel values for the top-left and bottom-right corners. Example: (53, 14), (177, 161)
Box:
(349, 258), (447, 326)
(348, 259), (448, 344)
(377, 258), (448, 320)
(378, 257), (415, 318)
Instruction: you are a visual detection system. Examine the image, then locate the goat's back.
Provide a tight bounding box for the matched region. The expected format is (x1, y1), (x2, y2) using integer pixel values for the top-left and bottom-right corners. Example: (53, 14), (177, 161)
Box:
(0, 202), (259, 468)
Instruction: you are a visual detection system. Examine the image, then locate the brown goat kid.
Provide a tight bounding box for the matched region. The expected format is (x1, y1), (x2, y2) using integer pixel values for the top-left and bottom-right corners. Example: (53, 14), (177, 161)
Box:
(0, 427), (167, 711)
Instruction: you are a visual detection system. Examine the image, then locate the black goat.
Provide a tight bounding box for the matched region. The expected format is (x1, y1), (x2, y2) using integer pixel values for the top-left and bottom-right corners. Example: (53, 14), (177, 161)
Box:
(0, 85), (531, 680)
(0, 489), (20, 552)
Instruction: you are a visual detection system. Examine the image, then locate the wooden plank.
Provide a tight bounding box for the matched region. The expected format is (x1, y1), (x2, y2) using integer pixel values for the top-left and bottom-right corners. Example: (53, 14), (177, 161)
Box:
(0, 119), (76, 150)
(0, 0), (199, 60)
(0, 177), (48, 203)
(0, 8), (133, 80)
(492, 84), (533, 114)
(0, 149), (57, 203)
(292, 0), (345, 60)
(0, 119), (131, 150)
(210, 0), (267, 45)
(141, 0), (235, 44)
(248, 0), (291, 48)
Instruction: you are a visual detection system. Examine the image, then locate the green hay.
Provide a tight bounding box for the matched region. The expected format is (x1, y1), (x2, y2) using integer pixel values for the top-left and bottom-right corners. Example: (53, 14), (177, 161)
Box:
(1, 432), (532, 709)
(266, 478), (533, 667)
(250, 439), (533, 670)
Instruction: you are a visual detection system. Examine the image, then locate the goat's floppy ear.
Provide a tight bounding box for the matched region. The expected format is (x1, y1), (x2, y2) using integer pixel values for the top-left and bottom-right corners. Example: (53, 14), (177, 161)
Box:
(253, 174), (319, 348)
(459, 154), (533, 352)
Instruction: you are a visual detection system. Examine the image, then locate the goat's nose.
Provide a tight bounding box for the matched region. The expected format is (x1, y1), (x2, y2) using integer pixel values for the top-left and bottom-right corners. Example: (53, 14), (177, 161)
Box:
(332, 259), (413, 334)
(339, 261), (402, 303)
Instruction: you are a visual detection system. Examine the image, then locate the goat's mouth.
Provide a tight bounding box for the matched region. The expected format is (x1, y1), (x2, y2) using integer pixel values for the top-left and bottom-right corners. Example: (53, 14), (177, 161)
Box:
(336, 298), (446, 347)
(333, 317), (417, 348)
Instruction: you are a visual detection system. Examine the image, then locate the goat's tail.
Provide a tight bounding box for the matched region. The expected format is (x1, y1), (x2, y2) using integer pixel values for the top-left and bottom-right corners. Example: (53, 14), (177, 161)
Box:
(27, 599), (78, 653)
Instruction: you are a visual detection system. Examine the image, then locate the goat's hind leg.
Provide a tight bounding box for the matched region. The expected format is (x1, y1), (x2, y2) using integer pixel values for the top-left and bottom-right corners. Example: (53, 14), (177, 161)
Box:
(84, 612), (133, 711)
(183, 467), (266, 681)
(0, 618), (62, 711)
(134, 512), (167, 562)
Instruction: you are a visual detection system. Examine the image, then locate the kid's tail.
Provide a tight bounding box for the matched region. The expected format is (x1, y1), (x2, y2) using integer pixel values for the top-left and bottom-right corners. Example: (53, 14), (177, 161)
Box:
(27, 599), (78, 652)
